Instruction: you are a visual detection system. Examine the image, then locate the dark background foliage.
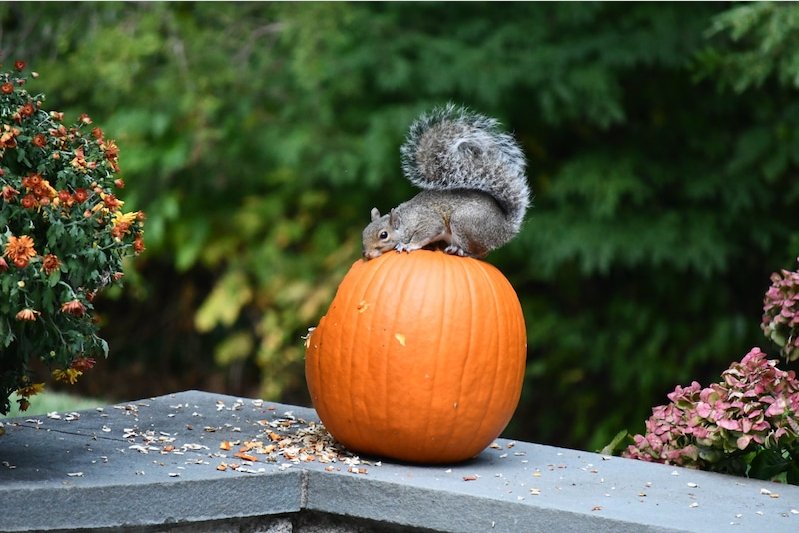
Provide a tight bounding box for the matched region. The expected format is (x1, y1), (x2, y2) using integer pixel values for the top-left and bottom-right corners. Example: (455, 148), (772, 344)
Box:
(3, 2), (799, 451)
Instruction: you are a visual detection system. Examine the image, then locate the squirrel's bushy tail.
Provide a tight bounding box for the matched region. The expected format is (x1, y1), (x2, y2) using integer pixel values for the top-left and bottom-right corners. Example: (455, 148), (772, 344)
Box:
(400, 103), (530, 232)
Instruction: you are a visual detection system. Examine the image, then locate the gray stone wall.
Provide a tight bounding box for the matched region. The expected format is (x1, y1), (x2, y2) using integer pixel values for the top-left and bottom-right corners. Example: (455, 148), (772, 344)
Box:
(2, 391), (797, 533)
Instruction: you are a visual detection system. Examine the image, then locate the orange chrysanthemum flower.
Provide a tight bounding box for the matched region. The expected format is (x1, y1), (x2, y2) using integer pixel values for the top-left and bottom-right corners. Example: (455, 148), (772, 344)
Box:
(42, 253), (61, 275)
(15, 308), (40, 321)
(69, 146), (96, 172)
(18, 102), (35, 119)
(32, 133), (47, 148)
(60, 299), (86, 317)
(70, 357), (96, 372)
(102, 139), (119, 159)
(20, 194), (36, 209)
(4, 235), (37, 268)
(52, 368), (83, 384)
(102, 192), (121, 210)
(26, 177), (56, 202)
(1, 184), (18, 201)
(22, 173), (41, 189)
(0, 125), (19, 148)
(16, 382), (45, 398)
(111, 211), (137, 239)
(73, 188), (89, 203)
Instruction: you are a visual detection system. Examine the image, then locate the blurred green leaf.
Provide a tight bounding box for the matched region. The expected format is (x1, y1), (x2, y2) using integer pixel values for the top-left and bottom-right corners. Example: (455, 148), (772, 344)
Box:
(195, 270), (253, 332)
(214, 331), (254, 366)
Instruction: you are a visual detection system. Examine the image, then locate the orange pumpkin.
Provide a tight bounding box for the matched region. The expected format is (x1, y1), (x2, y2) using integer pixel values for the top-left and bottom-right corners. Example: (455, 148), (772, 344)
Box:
(305, 250), (527, 463)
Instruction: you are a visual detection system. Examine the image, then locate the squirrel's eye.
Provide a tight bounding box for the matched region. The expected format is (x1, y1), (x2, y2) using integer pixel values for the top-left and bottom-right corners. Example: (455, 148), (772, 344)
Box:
(379, 231), (389, 240)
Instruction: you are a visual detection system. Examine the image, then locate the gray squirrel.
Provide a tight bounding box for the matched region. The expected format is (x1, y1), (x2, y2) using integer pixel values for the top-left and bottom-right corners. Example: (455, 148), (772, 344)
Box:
(361, 103), (530, 259)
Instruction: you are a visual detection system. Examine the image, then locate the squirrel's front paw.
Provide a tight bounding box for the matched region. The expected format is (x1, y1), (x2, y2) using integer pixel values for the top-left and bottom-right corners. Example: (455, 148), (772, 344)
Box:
(395, 243), (419, 253)
(444, 244), (469, 257)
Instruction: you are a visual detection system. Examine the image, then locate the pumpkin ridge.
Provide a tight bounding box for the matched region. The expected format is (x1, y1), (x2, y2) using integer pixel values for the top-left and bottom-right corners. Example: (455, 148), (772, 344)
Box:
(505, 270), (526, 403)
(472, 259), (502, 454)
(333, 258), (359, 444)
(416, 253), (438, 454)
(506, 268), (526, 408)
(346, 260), (369, 438)
(438, 254), (464, 448)
(351, 255), (389, 448)
(372, 251), (424, 454)
(496, 265), (526, 437)
(383, 252), (416, 447)
(429, 252), (462, 455)
(454, 255), (481, 456)
(355, 254), (390, 443)
(468, 262), (504, 453)
(371, 256), (393, 436)
(444, 255), (471, 456)
(373, 253), (412, 447)
(322, 256), (381, 450)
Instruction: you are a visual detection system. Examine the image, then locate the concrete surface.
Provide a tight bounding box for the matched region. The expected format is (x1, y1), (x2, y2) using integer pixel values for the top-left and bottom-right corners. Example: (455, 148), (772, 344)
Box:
(1, 390), (798, 532)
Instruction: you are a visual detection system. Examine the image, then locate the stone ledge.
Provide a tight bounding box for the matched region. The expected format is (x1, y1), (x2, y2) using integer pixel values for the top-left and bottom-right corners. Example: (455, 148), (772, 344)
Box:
(1, 390), (798, 532)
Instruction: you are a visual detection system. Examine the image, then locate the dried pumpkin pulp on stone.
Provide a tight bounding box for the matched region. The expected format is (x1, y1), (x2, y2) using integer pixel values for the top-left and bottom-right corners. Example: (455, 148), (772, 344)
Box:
(305, 250), (527, 464)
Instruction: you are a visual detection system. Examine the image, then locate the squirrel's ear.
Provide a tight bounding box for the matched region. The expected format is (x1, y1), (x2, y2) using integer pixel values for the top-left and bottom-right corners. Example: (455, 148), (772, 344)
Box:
(389, 208), (400, 229)
(370, 207), (381, 221)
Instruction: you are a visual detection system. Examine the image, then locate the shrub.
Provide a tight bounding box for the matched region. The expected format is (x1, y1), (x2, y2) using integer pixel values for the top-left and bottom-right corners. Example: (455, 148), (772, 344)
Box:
(0, 61), (144, 414)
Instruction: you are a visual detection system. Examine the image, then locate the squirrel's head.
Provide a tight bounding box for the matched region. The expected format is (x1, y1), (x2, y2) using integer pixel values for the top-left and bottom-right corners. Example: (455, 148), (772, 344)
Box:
(362, 207), (400, 259)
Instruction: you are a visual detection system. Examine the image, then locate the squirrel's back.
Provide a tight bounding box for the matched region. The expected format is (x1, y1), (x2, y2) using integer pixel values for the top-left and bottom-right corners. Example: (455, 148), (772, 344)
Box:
(399, 103), (530, 233)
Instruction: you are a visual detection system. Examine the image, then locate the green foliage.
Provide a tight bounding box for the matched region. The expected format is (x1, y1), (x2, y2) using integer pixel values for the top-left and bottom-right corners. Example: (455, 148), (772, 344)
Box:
(699, 2), (799, 93)
(4, 2), (799, 450)
(747, 446), (799, 485)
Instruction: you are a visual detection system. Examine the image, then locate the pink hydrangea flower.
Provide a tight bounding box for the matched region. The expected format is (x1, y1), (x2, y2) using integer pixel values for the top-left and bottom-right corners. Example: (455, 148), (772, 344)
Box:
(623, 348), (799, 469)
(762, 258), (799, 362)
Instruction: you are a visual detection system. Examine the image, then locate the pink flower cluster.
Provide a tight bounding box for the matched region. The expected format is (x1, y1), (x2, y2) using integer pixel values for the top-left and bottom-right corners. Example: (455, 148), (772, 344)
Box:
(623, 348), (799, 468)
(762, 257), (799, 362)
